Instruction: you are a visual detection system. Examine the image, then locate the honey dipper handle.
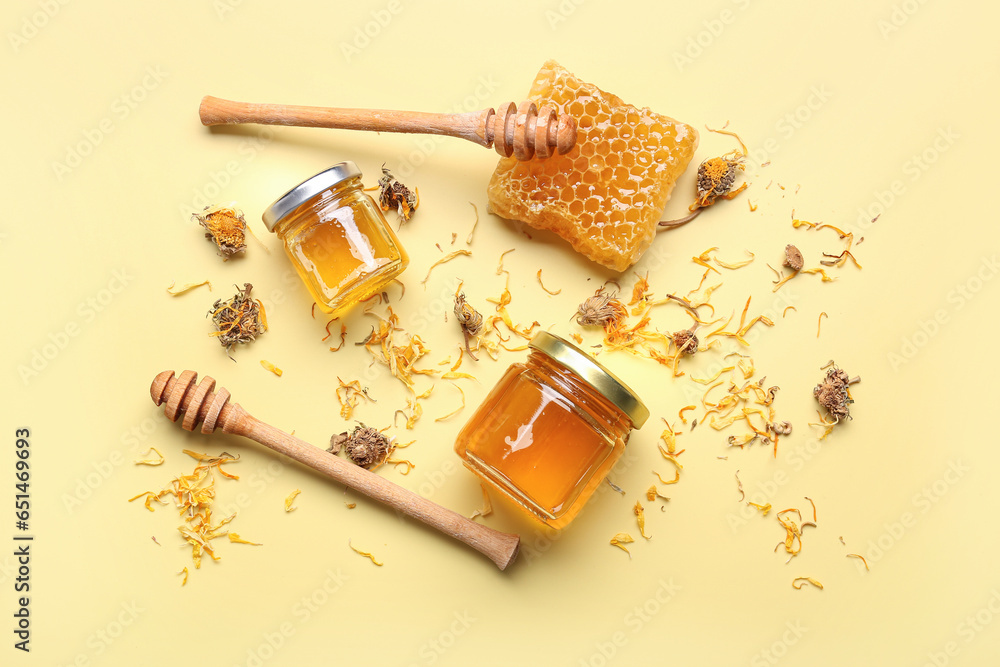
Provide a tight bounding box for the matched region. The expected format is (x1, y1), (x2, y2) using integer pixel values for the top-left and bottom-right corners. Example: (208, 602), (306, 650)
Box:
(237, 415), (520, 570)
(200, 95), (490, 147)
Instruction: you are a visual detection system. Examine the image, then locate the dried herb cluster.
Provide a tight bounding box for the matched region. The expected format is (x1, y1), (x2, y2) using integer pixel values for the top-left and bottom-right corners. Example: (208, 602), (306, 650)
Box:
(814, 363), (860, 422)
(209, 283), (267, 357)
(329, 424), (392, 468)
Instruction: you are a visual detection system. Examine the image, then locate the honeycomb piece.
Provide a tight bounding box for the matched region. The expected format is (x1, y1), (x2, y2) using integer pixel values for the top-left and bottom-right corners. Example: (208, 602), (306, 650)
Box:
(487, 61), (698, 272)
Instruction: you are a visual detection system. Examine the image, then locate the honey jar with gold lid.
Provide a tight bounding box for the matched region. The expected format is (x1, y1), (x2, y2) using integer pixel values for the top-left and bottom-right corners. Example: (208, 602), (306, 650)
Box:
(454, 331), (649, 529)
(263, 162), (409, 316)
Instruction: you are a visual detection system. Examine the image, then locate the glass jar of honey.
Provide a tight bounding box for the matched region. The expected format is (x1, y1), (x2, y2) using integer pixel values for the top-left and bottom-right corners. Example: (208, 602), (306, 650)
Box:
(262, 162), (409, 316)
(455, 331), (649, 529)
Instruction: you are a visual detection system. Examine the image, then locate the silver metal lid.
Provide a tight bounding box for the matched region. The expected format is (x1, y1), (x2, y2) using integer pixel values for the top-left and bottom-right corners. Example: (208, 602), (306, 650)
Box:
(262, 161), (363, 231)
(529, 331), (650, 428)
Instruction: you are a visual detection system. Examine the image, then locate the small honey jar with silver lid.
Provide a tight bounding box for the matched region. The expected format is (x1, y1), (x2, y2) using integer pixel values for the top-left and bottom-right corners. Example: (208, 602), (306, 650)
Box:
(262, 162), (409, 316)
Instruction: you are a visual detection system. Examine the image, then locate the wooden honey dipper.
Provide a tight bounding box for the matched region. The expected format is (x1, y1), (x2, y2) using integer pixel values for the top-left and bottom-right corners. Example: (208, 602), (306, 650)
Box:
(150, 370), (520, 570)
(199, 96), (577, 160)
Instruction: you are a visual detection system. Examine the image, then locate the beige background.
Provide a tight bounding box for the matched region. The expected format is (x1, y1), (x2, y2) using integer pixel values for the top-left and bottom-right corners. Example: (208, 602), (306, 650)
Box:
(3, 1), (999, 665)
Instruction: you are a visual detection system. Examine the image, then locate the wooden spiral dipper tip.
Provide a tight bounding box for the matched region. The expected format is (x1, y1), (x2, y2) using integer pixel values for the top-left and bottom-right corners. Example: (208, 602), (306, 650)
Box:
(150, 370), (520, 570)
(198, 95), (577, 160)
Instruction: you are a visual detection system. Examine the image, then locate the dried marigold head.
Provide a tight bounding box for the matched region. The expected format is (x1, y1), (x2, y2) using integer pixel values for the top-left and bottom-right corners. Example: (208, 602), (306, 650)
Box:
(209, 283), (266, 355)
(454, 293), (483, 336)
(672, 328), (699, 355)
(814, 364), (860, 422)
(694, 151), (745, 209)
(194, 205), (247, 259)
(576, 288), (628, 328)
(329, 424), (391, 468)
(377, 167), (418, 221)
(784, 244), (804, 272)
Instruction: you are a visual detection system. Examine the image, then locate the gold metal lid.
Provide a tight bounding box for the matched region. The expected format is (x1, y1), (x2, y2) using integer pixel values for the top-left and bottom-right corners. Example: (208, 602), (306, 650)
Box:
(529, 331), (649, 428)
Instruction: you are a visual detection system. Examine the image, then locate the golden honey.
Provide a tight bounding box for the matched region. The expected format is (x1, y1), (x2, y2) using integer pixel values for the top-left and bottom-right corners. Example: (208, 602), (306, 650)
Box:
(455, 332), (648, 528)
(263, 162), (409, 316)
(488, 60), (699, 271)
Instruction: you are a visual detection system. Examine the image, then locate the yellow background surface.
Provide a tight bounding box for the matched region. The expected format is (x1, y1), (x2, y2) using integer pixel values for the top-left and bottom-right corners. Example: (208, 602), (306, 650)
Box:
(3, 1), (999, 665)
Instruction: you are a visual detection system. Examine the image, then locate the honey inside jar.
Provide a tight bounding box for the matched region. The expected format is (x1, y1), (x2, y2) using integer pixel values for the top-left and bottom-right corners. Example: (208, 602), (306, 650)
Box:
(263, 162), (409, 316)
(455, 332), (648, 528)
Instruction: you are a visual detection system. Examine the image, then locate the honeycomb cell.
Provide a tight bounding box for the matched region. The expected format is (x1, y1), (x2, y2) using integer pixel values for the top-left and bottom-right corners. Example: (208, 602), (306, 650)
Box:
(487, 60), (699, 271)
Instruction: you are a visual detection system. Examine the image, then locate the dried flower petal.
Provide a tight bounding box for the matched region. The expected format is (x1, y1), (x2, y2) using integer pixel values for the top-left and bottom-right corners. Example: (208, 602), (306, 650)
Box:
(792, 577), (824, 590)
(167, 280), (212, 296)
(469, 483), (493, 521)
(349, 539), (383, 566)
(634, 501), (651, 539)
(260, 360), (283, 376)
(536, 269), (562, 295)
(284, 489), (301, 512)
(610, 533), (635, 557)
(421, 250), (471, 288)
(134, 447), (165, 466)
(847, 553), (870, 571)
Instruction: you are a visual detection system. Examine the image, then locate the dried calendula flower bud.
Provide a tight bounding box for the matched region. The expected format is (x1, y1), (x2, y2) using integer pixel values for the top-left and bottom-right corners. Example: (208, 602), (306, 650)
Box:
(454, 292), (484, 359)
(694, 151), (746, 210)
(814, 363), (860, 422)
(194, 205), (247, 259)
(784, 244), (804, 272)
(329, 424), (391, 468)
(377, 166), (418, 221)
(576, 288), (628, 328)
(768, 421), (793, 436)
(209, 283), (266, 357)
(671, 327), (699, 355)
